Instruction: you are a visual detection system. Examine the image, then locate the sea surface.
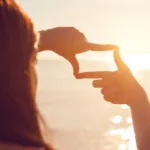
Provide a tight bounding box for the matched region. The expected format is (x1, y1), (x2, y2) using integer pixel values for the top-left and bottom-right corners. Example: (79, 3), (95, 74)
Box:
(36, 59), (150, 150)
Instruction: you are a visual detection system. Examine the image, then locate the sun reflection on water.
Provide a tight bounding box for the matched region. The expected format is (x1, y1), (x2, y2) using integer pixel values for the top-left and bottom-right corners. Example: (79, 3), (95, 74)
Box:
(112, 115), (122, 124)
(109, 125), (137, 149)
(126, 117), (132, 124)
(109, 105), (137, 150)
(118, 144), (127, 150)
(121, 105), (130, 110)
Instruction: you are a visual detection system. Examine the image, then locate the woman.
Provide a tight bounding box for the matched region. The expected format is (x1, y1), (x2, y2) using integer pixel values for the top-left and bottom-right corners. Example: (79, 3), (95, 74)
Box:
(0, 0), (53, 149)
(78, 49), (150, 150)
(0, 0), (117, 149)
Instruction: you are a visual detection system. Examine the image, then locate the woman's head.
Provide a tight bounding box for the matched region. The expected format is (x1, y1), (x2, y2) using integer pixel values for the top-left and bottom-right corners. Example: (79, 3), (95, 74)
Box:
(0, 0), (52, 149)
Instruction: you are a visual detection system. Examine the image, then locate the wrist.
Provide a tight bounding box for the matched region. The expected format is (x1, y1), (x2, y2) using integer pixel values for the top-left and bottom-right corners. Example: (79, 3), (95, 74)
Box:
(37, 30), (45, 52)
(129, 87), (148, 109)
(37, 30), (53, 52)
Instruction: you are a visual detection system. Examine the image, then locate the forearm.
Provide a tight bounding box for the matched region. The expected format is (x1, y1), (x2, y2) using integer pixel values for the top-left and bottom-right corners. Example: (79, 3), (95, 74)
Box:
(130, 92), (150, 150)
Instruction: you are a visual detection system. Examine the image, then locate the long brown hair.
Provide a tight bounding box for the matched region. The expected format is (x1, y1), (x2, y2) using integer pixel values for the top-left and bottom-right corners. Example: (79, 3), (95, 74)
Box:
(0, 0), (53, 149)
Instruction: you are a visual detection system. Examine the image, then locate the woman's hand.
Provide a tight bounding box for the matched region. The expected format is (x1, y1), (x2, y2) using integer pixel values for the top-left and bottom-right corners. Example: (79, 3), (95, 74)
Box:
(38, 27), (118, 75)
(76, 49), (147, 107)
(77, 49), (150, 150)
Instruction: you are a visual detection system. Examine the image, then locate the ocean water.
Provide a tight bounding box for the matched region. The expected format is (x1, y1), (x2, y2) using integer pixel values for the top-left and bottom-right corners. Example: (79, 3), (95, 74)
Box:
(36, 59), (150, 150)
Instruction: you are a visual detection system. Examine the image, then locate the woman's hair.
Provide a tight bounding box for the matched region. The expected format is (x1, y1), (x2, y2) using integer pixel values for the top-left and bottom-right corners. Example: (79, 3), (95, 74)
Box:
(0, 0), (53, 149)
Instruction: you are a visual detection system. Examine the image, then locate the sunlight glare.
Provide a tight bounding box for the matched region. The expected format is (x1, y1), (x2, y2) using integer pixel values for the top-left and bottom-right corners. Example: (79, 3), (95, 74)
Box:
(121, 53), (150, 71)
(118, 144), (127, 150)
(109, 125), (137, 150)
(121, 104), (130, 109)
(111, 115), (122, 124)
(126, 117), (133, 124)
(109, 128), (126, 136)
(127, 138), (137, 150)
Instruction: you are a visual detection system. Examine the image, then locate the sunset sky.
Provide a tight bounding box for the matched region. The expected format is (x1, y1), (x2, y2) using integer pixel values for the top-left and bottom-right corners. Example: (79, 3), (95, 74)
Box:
(16, 0), (150, 65)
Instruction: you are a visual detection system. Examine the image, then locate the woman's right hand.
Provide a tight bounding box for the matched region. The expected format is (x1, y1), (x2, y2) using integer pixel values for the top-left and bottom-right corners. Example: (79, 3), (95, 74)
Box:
(76, 49), (147, 107)
(38, 27), (118, 75)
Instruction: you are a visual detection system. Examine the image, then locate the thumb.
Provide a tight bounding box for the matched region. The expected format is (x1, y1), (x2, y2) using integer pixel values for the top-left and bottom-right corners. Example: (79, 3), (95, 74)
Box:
(66, 55), (79, 75)
(113, 48), (130, 72)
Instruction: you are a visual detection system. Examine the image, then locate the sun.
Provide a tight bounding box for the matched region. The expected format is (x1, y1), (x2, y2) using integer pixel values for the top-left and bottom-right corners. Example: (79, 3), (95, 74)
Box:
(114, 39), (150, 71)
(122, 54), (150, 70)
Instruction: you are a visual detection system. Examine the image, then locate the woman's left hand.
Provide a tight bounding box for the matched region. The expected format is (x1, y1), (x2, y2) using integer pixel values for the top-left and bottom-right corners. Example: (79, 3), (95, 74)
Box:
(76, 50), (146, 107)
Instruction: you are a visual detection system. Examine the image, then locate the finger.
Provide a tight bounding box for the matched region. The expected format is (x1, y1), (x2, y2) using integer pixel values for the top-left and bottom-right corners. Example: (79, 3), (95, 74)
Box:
(86, 42), (119, 51)
(110, 96), (127, 104)
(103, 94), (117, 103)
(76, 71), (113, 79)
(104, 95), (121, 104)
(66, 55), (79, 75)
(93, 79), (115, 88)
(101, 86), (118, 96)
(113, 49), (130, 72)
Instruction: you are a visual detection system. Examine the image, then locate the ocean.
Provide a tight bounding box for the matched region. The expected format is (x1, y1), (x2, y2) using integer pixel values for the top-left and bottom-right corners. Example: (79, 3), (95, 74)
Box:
(36, 59), (150, 150)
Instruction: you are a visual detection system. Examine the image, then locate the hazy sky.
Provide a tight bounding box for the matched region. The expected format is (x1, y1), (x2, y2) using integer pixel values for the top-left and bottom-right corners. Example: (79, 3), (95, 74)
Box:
(17, 0), (150, 55)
